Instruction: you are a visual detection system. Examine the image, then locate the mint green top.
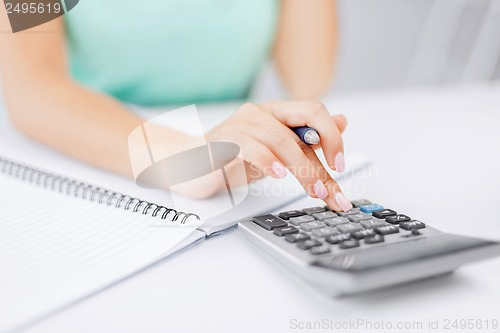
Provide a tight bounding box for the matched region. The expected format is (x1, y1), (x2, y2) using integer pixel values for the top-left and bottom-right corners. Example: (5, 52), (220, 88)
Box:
(64, 0), (279, 106)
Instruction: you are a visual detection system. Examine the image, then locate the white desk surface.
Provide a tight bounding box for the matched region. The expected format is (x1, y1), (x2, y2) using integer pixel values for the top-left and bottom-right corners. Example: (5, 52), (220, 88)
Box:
(4, 84), (499, 333)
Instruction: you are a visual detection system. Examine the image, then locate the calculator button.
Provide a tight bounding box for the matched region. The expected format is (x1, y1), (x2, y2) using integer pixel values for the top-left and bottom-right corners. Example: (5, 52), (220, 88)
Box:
(312, 211), (338, 220)
(347, 212), (372, 222)
(375, 225), (400, 235)
(385, 214), (411, 224)
(324, 217), (350, 227)
(300, 221), (326, 231)
(339, 239), (360, 249)
(400, 220), (426, 230)
(336, 208), (360, 217)
(297, 239), (322, 250)
(353, 229), (376, 239)
(372, 209), (397, 219)
(289, 215), (315, 226)
(337, 223), (363, 234)
(325, 233), (351, 244)
(360, 204), (384, 213)
(360, 218), (388, 229)
(311, 227), (340, 238)
(273, 226), (299, 237)
(285, 233), (310, 243)
(278, 210), (304, 220)
(365, 234), (385, 244)
(351, 199), (371, 208)
(302, 207), (326, 215)
(253, 215), (287, 230)
(310, 245), (331, 255)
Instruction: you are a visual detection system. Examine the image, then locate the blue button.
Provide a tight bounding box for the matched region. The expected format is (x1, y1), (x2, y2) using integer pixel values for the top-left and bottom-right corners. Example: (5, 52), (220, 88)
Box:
(360, 204), (384, 213)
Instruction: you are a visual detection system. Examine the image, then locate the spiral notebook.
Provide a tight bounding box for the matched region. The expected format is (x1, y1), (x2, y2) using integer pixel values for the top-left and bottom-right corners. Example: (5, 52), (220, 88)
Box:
(0, 156), (207, 332)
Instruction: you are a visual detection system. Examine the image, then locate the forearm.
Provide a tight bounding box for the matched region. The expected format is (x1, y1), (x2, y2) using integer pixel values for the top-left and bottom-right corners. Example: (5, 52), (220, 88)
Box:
(274, 0), (338, 99)
(3, 71), (188, 178)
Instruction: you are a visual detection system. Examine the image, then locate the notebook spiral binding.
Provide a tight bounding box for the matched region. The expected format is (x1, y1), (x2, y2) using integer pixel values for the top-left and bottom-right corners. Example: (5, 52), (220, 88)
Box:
(0, 157), (200, 224)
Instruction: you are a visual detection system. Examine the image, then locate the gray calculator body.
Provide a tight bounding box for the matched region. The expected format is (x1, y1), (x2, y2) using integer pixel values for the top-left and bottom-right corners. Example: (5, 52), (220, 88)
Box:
(238, 203), (500, 295)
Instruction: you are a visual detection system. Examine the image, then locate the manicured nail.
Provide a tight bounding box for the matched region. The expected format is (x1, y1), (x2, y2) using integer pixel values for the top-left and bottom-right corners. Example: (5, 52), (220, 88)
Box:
(313, 180), (328, 199)
(334, 192), (353, 212)
(335, 152), (345, 173)
(271, 162), (287, 178)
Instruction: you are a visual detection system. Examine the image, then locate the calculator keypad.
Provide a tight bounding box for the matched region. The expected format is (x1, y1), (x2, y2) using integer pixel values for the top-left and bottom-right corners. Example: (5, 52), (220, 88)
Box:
(351, 199), (372, 208)
(289, 215), (314, 225)
(400, 220), (426, 230)
(278, 210), (305, 220)
(325, 233), (351, 244)
(297, 239), (322, 250)
(365, 234), (385, 244)
(337, 223), (363, 234)
(353, 229), (376, 239)
(335, 208), (360, 217)
(284, 233), (310, 243)
(359, 204), (384, 213)
(252, 200), (426, 255)
(360, 218), (388, 229)
(376, 224), (400, 235)
(347, 212), (372, 222)
(302, 207), (326, 215)
(324, 217), (350, 226)
(372, 209), (397, 219)
(273, 226), (299, 237)
(386, 214), (411, 224)
(252, 214), (287, 230)
(312, 211), (338, 221)
(339, 239), (360, 249)
(300, 221), (326, 231)
(310, 245), (331, 255)
(311, 227), (340, 238)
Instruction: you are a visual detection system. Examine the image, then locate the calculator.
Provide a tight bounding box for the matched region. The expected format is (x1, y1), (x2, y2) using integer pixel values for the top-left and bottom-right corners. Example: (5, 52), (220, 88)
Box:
(238, 199), (500, 295)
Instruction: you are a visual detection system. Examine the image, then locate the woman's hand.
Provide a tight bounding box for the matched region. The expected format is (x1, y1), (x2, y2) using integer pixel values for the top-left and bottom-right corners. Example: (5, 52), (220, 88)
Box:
(173, 101), (353, 212)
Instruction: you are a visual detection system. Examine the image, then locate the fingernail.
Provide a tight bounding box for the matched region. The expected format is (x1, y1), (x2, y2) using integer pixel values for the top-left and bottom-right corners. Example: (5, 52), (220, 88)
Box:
(271, 162), (287, 178)
(335, 152), (345, 173)
(313, 180), (328, 199)
(334, 192), (353, 212)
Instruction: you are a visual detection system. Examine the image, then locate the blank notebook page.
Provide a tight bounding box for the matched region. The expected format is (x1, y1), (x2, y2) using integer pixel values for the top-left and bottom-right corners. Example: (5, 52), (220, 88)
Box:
(0, 174), (203, 332)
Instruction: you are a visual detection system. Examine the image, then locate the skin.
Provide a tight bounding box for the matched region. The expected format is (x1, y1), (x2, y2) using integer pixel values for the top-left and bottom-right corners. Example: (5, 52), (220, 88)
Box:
(0, 0), (353, 211)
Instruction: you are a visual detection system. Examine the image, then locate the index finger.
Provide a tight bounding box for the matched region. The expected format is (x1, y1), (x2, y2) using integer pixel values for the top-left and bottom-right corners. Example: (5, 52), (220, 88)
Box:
(262, 101), (345, 172)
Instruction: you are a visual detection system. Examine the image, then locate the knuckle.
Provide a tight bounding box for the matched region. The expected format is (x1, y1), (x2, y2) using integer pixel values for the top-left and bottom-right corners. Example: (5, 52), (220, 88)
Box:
(237, 103), (257, 117)
(237, 103), (270, 122)
(247, 162), (265, 180)
(212, 126), (239, 143)
(332, 135), (344, 147)
(304, 182), (316, 196)
(293, 163), (320, 183)
(256, 157), (275, 173)
(306, 100), (327, 116)
(240, 102), (256, 111)
(259, 151), (276, 167)
(215, 125), (232, 139)
(249, 147), (272, 168)
(269, 129), (290, 146)
(324, 178), (340, 192)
